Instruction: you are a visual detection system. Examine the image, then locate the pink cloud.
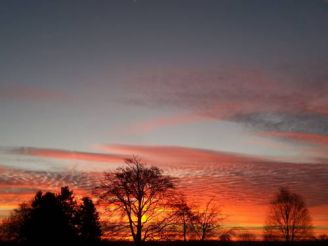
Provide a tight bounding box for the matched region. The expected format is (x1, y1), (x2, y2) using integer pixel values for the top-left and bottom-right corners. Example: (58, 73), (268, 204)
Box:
(6, 147), (127, 163)
(115, 65), (328, 163)
(102, 144), (269, 166)
(260, 131), (328, 146)
(124, 65), (324, 113)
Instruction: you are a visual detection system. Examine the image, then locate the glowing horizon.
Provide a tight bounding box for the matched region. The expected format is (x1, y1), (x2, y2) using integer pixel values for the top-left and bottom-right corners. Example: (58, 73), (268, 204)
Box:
(1, 145), (328, 237)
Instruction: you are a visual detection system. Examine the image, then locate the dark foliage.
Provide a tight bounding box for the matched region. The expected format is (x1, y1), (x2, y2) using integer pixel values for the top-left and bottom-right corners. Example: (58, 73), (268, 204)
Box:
(0, 187), (101, 245)
(25, 190), (75, 243)
(79, 197), (102, 242)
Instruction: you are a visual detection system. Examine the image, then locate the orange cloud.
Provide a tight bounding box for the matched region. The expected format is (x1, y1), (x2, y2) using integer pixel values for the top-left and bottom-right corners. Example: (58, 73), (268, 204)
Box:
(0, 166), (103, 219)
(102, 144), (266, 167)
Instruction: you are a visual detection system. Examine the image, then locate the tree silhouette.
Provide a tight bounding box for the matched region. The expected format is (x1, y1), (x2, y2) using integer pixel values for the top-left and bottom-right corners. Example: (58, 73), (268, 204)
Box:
(0, 187), (102, 244)
(218, 228), (236, 242)
(78, 197), (102, 242)
(58, 186), (78, 229)
(193, 198), (222, 241)
(0, 203), (31, 242)
(264, 187), (313, 241)
(171, 195), (196, 241)
(95, 157), (176, 246)
(25, 191), (77, 243)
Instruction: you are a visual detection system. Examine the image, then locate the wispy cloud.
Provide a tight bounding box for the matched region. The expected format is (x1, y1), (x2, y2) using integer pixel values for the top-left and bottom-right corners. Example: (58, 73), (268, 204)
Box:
(231, 112), (328, 135)
(123, 65), (328, 115)
(103, 144), (266, 166)
(260, 131), (328, 146)
(1, 147), (127, 163)
(118, 65), (328, 151)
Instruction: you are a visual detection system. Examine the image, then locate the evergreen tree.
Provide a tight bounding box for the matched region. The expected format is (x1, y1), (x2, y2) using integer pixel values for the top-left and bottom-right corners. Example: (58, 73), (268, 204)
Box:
(78, 197), (102, 242)
(0, 187), (102, 244)
(25, 191), (75, 244)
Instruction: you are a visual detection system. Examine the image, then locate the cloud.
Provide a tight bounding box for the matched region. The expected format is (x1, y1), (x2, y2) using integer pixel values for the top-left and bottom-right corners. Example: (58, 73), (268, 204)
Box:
(103, 144), (265, 166)
(117, 65), (328, 155)
(2, 147), (127, 163)
(231, 112), (328, 135)
(3, 144), (328, 211)
(257, 131), (328, 162)
(0, 165), (103, 217)
(0, 167), (100, 193)
(123, 65), (328, 115)
(260, 131), (328, 146)
(102, 144), (328, 208)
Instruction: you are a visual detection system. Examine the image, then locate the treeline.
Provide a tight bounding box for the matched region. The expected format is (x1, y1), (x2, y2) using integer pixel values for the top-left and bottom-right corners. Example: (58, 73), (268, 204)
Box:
(0, 187), (101, 245)
(0, 157), (327, 245)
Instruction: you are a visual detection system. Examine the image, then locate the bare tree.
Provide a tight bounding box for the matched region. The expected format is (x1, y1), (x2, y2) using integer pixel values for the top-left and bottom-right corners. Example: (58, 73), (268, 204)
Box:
(193, 198), (222, 240)
(264, 187), (313, 241)
(218, 228), (236, 242)
(94, 157), (176, 245)
(171, 194), (196, 241)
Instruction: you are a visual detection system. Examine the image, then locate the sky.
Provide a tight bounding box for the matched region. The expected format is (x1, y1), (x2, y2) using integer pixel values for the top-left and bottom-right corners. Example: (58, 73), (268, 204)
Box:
(1, 0), (328, 236)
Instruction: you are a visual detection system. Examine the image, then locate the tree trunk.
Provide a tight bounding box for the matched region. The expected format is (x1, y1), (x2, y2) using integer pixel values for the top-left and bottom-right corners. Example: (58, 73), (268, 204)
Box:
(183, 221), (187, 242)
(135, 213), (142, 246)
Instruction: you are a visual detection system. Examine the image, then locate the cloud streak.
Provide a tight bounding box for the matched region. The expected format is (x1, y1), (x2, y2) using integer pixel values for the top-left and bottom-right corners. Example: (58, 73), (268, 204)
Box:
(260, 131), (328, 146)
(2, 147), (127, 163)
(103, 144), (267, 166)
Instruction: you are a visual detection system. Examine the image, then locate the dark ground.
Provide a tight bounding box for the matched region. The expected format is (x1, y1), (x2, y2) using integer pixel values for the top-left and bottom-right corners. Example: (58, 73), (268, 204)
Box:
(1, 241), (328, 246)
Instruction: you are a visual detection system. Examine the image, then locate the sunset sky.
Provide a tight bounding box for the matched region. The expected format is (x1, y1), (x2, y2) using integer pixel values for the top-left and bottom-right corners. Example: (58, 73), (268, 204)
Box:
(1, 0), (328, 236)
